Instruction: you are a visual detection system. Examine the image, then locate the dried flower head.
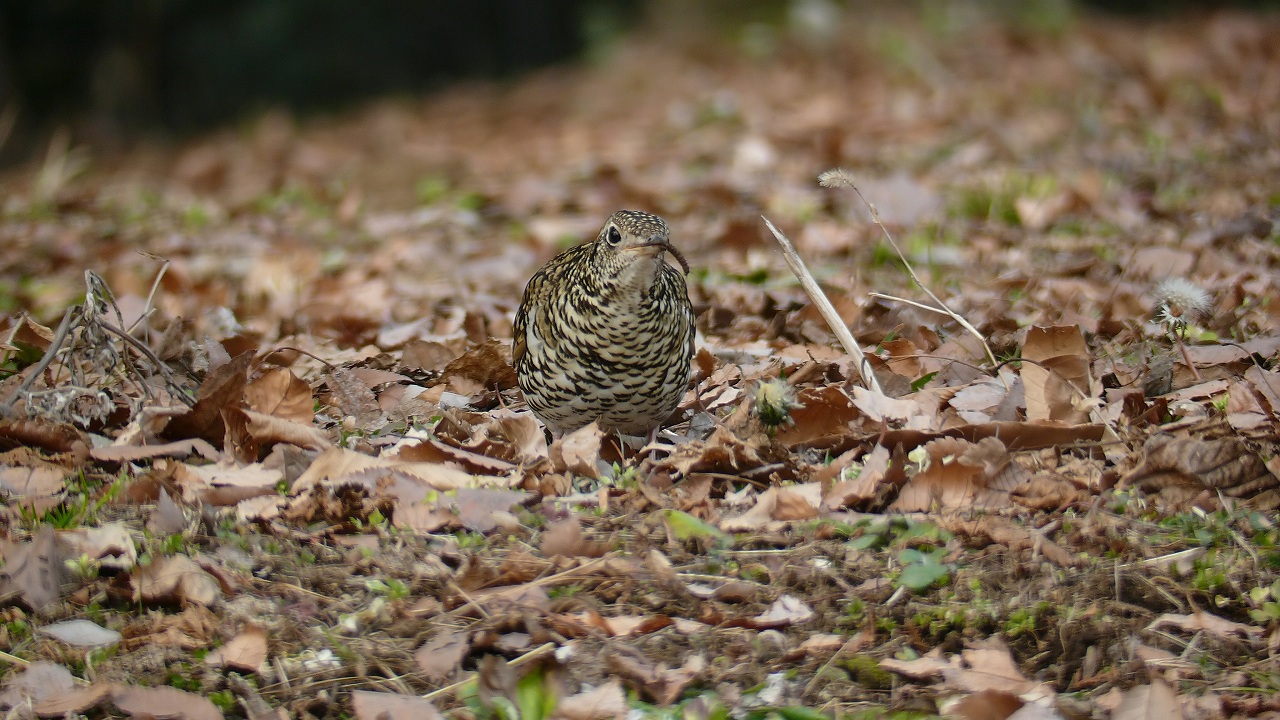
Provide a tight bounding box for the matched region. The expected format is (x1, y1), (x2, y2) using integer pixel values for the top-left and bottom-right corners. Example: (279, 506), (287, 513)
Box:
(753, 377), (804, 428)
(1153, 278), (1211, 333)
(817, 168), (855, 189)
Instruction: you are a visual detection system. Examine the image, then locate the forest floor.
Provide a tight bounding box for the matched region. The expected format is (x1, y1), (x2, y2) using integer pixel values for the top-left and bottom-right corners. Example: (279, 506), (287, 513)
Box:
(0, 5), (1279, 720)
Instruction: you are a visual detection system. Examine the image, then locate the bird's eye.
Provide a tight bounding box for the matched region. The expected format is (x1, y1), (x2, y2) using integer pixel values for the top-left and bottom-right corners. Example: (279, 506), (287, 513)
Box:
(606, 227), (622, 245)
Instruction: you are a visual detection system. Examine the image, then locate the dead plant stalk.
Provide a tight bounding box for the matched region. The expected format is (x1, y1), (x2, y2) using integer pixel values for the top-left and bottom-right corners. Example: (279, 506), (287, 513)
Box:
(761, 216), (883, 396)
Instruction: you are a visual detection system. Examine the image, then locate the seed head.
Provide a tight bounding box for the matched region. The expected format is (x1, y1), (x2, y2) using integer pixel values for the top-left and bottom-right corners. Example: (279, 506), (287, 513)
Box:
(1153, 278), (1211, 334)
(753, 377), (803, 428)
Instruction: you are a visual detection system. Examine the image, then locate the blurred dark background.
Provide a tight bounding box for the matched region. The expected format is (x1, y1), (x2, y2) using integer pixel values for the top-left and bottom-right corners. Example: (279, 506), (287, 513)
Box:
(0, 0), (1272, 162)
(0, 0), (639, 159)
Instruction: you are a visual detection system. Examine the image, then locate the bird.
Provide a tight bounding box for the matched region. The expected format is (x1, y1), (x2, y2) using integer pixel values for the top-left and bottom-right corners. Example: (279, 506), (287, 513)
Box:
(512, 210), (696, 439)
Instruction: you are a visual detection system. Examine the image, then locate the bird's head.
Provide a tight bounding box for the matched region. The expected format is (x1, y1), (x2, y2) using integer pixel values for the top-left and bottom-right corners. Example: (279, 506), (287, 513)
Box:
(592, 211), (689, 292)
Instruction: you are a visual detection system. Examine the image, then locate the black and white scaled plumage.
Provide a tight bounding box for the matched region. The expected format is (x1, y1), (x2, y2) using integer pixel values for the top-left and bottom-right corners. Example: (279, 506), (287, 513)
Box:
(512, 210), (696, 437)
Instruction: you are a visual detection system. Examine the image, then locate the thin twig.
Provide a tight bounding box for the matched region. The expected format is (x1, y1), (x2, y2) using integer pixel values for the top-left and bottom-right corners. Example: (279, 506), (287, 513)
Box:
(1, 307), (75, 416)
(98, 320), (196, 408)
(820, 170), (997, 368)
(761, 215), (883, 395)
(130, 256), (171, 336)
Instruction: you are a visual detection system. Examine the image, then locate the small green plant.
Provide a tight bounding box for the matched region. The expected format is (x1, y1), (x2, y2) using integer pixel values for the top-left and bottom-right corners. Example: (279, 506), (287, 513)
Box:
(1005, 607), (1038, 638)
(64, 553), (101, 580)
(208, 690), (237, 714)
(458, 661), (559, 720)
(1247, 579), (1280, 624)
(455, 531), (487, 549)
(365, 578), (410, 600)
(415, 176), (451, 205)
(165, 667), (201, 692)
(897, 548), (952, 591)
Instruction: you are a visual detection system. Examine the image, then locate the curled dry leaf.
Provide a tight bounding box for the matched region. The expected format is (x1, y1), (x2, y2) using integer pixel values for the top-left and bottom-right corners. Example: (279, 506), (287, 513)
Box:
(604, 644), (705, 707)
(1148, 611), (1262, 643)
(91, 438), (221, 463)
(890, 437), (1015, 512)
(244, 367), (314, 422)
(1123, 433), (1279, 510)
(439, 339), (519, 394)
(1021, 325), (1096, 424)
(237, 408), (331, 450)
(1111, 677), (1183, 720)
(160, 352), (253, 445)
(148, 489), (190, 536)
(721, 484), (821, 532)
(205, 624), (269, 672)
(550, 421), (604, 479)
(751, 594), (814, 628)
(131, 554), (222, 607)
(0, 418), (91, 455)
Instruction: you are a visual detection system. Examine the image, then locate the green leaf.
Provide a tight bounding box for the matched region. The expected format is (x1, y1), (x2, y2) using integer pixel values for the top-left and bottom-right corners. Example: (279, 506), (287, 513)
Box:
(910, 372), (938, 392)
(849, 534), (882, 551)
(774, 706), (835, 720)
(660, 510), (731, 548)
(898, 561), (950, 591)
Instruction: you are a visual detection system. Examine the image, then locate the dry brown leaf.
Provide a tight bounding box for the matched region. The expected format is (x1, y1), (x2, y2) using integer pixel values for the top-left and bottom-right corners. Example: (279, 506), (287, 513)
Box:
(1123, 433), (1279, 508)
(0, 524), (61, 612)
(400, 338), (462, 372)
(751, 594), (814, 628)
(540, 516), (610, 558)
(0, 461), (67, 510)
(1112, 677), (1185, 720)
(848, 386), (922, 424)
(0, 418), (91, 455)
(950, 688), (1025, 720)
(111, 684), (224, 720)
(392, 432), (518, 475)
(439, 339), (519, 393)
(244, 368), (314, 422)
(91, 438), (221, 463)
(1148, 611), (1263, 642)
(238, 408), (331, 450)
(557, 678), (627, 720)
(552, 422), (604, 479)
(147, 490), (190, 537)
(32, 683), (114, 717)
(205, 625), (268, 673)
(604, 645), (705, 706)
(878, 647), (951, 679)
(351, 691), (445, 720)
(0, 661), (77, 710)
(325, 366), (386, 431)
(160, 352), (254, 445)
(822, 445), (890, 510)
(948, 637), (1045, 697)
(131, 554), (222, 606)
(774, 385), (860, 445)
(119, 605), (219, 651)
(1021, 325), (1095, 424)
(890, 437), (1012, 512)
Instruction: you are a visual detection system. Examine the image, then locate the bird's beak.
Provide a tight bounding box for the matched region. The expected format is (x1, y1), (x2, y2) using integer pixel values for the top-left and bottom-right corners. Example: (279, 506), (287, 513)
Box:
(631, 239), (689, 274)
(632, 239), (670, 252)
